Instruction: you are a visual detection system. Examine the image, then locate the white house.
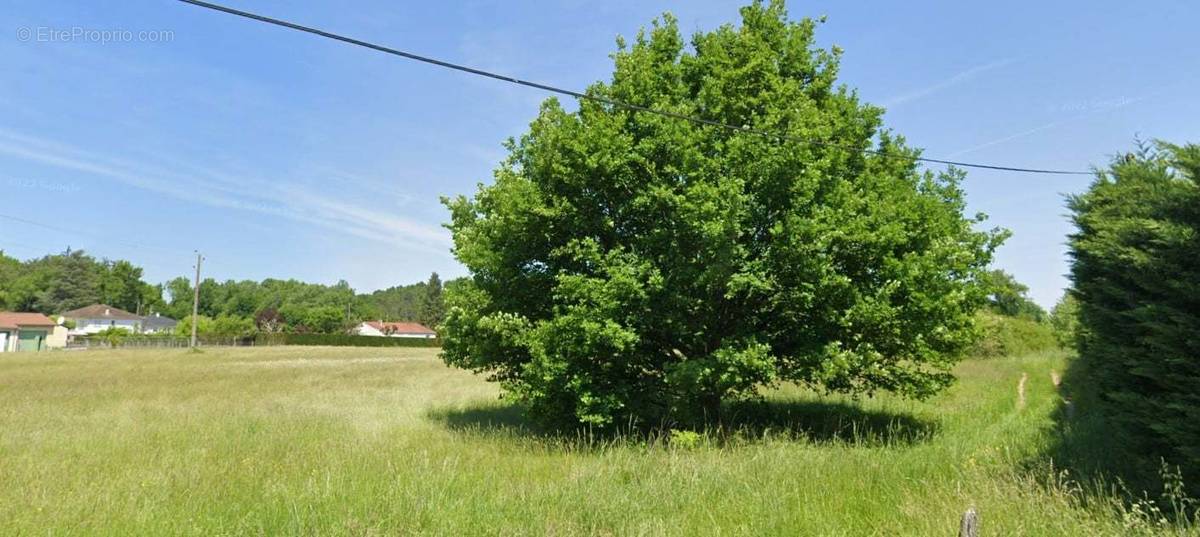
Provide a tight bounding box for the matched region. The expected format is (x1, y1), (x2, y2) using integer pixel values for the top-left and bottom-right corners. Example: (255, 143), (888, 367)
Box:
(356, 321), (436, 339)
(60, 304), (142, 335)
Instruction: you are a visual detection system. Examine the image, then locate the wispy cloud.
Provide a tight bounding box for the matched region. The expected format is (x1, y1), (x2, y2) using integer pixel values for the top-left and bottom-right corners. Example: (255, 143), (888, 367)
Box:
(881, 58), (1016, 109)
(0, 127), (451, 255)
(945, 95), (1146, 158)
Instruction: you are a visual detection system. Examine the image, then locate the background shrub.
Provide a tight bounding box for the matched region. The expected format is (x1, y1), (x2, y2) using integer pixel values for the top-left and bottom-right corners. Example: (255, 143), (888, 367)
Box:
(1048, 293), (1080, 349)
(971, 312), (1056, 358)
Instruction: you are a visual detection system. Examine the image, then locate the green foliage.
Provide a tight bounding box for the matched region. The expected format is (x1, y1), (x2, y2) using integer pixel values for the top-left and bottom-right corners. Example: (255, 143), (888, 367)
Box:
(0, 252), (21, 307)
(418, 272), (445, 331)
(2, 250), (453, 336)
(972, 270), (1057, 357)
(0, 250), (165, 315)
(357, 281), (428, 322)
(441, 1), (1002, 429)
(1066, 140), (1200, 481)
(161, 276), (454, 334)
(971, 312), (1057, 358)
(210, 315), (257, 338)
(93, 326), (133, 347)
(255, 333), (440, 348)
(279, 304), (348, 334)
(98, 260), (148, 314)
(668, 429), (704, 449)
(32, 250), (101, 313)
(1048, 292), (1080, 349)
(162, 277), (194, 320)
(982, 269), (1046, 321)
(174, 315), (210, 337)
(175, 314), (257, 338)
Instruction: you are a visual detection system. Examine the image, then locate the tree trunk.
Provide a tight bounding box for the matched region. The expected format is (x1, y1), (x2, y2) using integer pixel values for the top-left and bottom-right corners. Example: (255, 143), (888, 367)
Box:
(701, 392), (722, 425)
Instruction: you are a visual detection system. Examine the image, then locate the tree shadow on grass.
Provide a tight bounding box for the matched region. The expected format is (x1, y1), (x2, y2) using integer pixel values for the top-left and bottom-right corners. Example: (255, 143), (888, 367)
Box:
(427, 401), (538, 435)
(721, 399), (939, 446)
(427, 398), (938, 448)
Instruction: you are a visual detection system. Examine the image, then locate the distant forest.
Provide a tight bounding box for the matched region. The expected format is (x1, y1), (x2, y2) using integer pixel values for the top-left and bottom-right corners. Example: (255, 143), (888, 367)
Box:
(0, 249), (454, 333)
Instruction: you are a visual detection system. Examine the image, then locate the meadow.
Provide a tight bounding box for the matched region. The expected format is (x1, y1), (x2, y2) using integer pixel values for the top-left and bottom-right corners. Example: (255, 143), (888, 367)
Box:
(0, 346), (1186, 535)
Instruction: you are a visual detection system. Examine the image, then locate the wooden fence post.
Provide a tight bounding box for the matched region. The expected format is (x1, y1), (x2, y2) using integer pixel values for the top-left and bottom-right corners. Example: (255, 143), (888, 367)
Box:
(959, 507), (978, 537)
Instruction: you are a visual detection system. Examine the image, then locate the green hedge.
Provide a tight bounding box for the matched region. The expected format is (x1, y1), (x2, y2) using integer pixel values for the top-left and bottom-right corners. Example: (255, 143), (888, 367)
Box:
(972, 312), (1057, 358)
(71, 334), (255, 348)
(255, 333), (441, 348)
(1067, 142), (1200, 480)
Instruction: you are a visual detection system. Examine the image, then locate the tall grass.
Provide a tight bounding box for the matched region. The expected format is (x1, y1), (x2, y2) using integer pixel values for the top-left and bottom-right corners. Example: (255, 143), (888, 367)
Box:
(0, 346), (1190, 535)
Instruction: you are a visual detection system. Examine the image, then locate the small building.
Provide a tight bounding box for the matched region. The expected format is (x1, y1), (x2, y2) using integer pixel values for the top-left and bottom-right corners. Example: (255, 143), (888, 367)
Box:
(0, 312), (61, 352)
(356, 321), (437, 339)
(140, 313), (179, 334)
(60, 304), (142, 335)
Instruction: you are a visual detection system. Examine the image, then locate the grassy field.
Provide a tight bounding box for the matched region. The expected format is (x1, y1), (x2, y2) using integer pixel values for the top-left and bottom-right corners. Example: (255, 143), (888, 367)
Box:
(0, 346), (1186, 535)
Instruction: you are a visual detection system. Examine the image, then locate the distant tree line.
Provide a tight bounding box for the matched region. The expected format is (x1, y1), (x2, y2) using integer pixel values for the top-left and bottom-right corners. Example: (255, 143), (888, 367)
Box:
(0, 249), (451, 335)
(0, 249), (161, 315)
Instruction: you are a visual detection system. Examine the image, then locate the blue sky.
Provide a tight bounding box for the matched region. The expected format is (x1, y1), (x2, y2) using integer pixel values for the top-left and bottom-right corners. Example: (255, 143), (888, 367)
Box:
(1, 1), (1196, 307)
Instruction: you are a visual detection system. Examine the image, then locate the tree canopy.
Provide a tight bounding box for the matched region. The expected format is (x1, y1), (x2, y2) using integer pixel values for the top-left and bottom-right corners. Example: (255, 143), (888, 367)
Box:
(0, 249), (162, 314)
(441, 1), (1003, 428)
(418, 272), (445, 331)
(1067, 140), (1200, 481)
(982, 269), (1046, 322)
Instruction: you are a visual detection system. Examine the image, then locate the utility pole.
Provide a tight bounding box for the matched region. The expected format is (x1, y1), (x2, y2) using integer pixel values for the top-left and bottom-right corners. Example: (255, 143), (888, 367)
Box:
(190, 251), (203, 349)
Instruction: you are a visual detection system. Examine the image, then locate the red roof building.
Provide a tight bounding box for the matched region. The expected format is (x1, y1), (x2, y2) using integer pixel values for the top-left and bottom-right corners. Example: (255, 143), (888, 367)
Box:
(356, 321), (437, 338)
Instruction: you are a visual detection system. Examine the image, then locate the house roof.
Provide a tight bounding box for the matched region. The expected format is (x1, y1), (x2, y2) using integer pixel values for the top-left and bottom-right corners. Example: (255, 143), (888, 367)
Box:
(141, 314), (178, 329)
(364, 321), (436, 335)
(0, 312), (57, 330)
(60, 304), (142, 321)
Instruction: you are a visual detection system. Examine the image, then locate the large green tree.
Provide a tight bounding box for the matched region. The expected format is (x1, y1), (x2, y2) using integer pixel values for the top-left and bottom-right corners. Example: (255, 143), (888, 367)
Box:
(32, 250), (102, 314)
(99, 260), (148, 313)
(418, 272), (445, 330)
(1067, 141), (1200, 479)
(441, 1), (1002, 428)
(0, 251), (34, 311)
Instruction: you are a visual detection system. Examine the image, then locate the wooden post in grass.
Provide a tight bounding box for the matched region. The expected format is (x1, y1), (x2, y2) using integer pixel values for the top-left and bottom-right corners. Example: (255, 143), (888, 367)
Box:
(190, 251), (203, 349)
(959, 506), (978, 537)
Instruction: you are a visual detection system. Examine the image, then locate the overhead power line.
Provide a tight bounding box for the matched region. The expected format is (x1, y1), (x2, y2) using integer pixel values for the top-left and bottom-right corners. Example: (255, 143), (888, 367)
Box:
(175, 0), (1093, 176)
(0, 212), (185, 257)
